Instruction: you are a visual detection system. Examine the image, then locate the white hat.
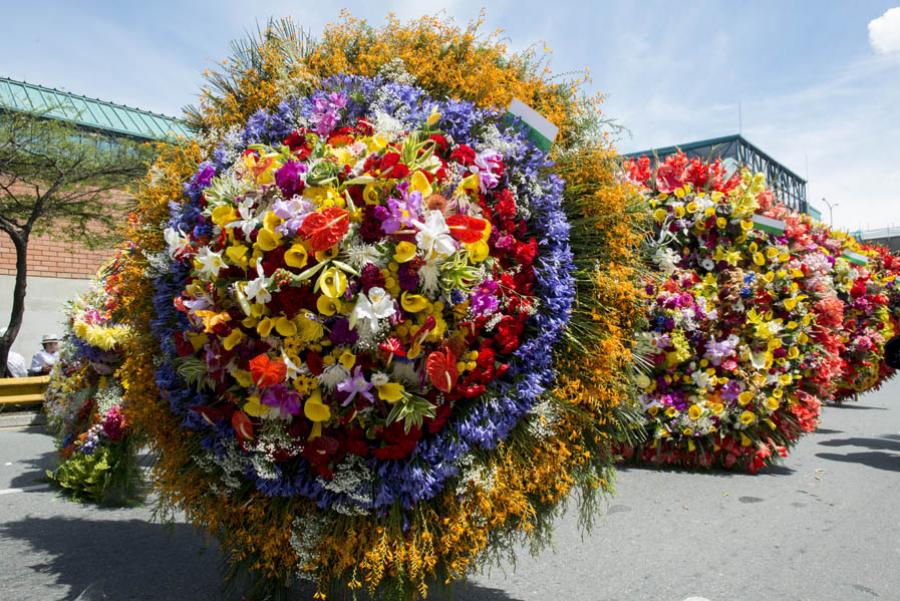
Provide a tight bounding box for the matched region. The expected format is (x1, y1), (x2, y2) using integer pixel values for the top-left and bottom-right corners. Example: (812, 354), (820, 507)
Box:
(42, 333), (59, 343)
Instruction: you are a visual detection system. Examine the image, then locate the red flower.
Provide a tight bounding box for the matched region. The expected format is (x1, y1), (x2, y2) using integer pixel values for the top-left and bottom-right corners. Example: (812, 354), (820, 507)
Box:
(249, 354), (286, 388)
(306, 351), (324, 376)
(493, 189), (517, 219)
(446, 214), (488, 243)
(450, 144), (476, 166)
(426, 347), (458, 393)
(299, 207), (350, 252)
(231, 410), (254, 442)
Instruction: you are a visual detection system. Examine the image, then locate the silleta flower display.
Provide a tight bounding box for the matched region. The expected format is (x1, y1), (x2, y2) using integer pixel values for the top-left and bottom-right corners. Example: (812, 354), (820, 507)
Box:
(625, 155), (829, 472)
(44, 255), (140, 505)
(153, 75), (573, 511)
(114, 15), (645, 599)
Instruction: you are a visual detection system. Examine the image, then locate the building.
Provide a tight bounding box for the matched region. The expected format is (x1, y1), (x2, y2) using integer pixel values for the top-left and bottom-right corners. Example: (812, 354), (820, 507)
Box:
(623, 134), (816, 216)
(0, 76), (192, 359)
(856, 228), (900, 253)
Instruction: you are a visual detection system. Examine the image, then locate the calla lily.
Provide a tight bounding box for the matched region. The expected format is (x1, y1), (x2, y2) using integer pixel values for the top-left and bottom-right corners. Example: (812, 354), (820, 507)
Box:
(222, 328), (244, 351)
(393, 241), (417, 263)
(318, 266), (348, 299)
(285, 244), (308, 268)
(401, 292), (430, 313)
(377, 382), (405, 403)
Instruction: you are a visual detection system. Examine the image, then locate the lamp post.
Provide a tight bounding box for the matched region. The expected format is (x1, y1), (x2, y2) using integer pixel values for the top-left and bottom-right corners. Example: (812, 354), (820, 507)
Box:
(822, 197), (838, 228)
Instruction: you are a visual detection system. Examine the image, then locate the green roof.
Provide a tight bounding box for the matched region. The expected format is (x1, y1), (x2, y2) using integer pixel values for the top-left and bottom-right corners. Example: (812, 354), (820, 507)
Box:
(0, 76), (193, 141)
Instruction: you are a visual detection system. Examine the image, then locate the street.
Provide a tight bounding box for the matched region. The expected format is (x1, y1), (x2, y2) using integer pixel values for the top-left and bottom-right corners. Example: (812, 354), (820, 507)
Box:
(2, 377), (899, 601)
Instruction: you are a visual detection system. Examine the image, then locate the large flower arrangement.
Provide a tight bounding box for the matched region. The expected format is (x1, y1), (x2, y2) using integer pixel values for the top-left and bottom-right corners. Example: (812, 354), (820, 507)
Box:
(115, 15), (645, 600)
(44, 255), (140, 505)
(624, 154), (827, 472)
(756, 202), (898, 401)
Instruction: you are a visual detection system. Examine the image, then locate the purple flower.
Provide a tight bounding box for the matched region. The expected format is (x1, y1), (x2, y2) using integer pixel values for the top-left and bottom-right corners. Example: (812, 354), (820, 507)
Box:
(336, 367), (374, 406)
(397, 263), (419, 292)
(309, 92), (348, 136)
(275, 161), (306, 199)
(473, 150), (503, 192)
(374, 193), (422, 234)
(470, 280), (500, 316)
(360, 263), (386, 293)
(261, 384), (302, 416)
(329, 318), (358, 346)
(273, 197), (312, 236)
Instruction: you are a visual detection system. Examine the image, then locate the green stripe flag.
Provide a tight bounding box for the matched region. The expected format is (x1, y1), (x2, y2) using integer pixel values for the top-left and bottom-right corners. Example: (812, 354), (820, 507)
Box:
(841, 250), (869, 266)
(751, 214), (787, 236)
(506, 98), (558, 153)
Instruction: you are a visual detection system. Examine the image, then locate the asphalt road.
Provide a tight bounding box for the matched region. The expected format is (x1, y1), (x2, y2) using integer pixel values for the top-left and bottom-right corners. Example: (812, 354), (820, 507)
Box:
(1, 377), (899, 601)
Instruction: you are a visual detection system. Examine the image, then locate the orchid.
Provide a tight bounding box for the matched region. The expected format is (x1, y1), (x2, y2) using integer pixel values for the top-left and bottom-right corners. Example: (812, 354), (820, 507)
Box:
(336, 366), (375, 405)
(350, 287), (396, 330)
(414, 210), (456, 258)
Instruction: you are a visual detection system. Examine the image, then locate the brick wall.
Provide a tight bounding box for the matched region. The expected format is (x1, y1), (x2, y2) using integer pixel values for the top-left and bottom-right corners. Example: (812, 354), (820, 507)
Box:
(0, 188), (130, 279)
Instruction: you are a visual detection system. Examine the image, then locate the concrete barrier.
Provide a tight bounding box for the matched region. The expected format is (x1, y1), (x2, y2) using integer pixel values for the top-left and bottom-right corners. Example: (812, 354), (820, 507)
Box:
(0, 375), (50, 407)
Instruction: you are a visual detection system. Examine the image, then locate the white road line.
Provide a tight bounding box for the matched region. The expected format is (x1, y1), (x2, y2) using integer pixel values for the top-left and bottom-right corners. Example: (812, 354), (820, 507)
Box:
(0, 484), (51, 495)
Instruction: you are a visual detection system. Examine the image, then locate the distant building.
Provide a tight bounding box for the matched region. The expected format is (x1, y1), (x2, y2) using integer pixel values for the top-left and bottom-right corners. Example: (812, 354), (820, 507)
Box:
(623, 134), (814, 216)
(856, 228), (900, 253)
(0, 75), (192, 357)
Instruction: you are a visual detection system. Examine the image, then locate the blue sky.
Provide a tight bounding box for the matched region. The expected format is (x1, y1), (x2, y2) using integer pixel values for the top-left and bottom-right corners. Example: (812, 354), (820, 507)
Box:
(2, 1), (898, 231)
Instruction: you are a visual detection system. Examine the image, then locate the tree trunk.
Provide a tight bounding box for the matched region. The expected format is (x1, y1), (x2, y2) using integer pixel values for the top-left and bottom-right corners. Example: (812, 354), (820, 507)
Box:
(1, 229), (28, 377)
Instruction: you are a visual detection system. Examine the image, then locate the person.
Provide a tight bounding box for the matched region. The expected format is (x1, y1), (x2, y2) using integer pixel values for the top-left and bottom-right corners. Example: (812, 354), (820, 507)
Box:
(885, 335), (900, 370)
(0, 327), (27, 378)
(28, 333), (60, 376)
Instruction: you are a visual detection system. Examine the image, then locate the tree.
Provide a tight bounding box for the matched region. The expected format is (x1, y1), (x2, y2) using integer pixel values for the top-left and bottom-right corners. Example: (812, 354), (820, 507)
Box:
(0, 110), (153, 376)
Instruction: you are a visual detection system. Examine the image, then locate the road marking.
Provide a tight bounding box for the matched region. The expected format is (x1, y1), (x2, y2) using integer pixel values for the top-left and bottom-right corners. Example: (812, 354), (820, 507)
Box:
(0, 484), (51, 495)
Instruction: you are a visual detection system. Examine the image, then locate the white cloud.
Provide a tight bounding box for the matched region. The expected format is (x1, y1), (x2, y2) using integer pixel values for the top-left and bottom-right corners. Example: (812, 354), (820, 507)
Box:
(869, 7), (900, 54)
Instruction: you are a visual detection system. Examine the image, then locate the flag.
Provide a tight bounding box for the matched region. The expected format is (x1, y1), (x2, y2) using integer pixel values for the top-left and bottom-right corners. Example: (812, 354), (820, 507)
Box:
(505, 99), (558, 153)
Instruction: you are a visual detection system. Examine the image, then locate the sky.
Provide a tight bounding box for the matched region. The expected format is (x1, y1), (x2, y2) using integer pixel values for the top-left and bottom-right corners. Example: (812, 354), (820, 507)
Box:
(1, 1), (898, 232)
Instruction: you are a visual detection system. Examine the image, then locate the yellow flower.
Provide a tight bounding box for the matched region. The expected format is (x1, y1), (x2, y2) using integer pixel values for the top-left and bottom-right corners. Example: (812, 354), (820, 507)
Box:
(426, 108), (441, 126)
(222, 328), (244, 351)
(304, 389), (331, 439)
(225, 244), (250, 269)
(465, 240), (490, 263)
(211, 205), (238, 228)
(653, 208), (667, 222)
(688, 404), (703, 421)
(318, 267), (347, 298)
(363, 183), (381, 205)
(401, 292), (430, 313)
(410, 170), (433, 198)
(297, 312), (324, 341)
(739, 411), (757, 426)
(232, 368), (253, 388)
(244, 395), (271, 418)
(716, 217), (727, 229)
(753, 252), (766, 266)
(393, 241), (417, 263)
(256, 227), (282, 252)
(338, 349), (356, 370)
(316, 295), (341, 316)
(673, 204), (686, 218)
(710, 402), (725, 415)
(764, 397), (780, 411)
(186, 332), (208, 351)
(256, 317), (275, 337)
(738, 391), (755, 406)
(275, 316), (297, 337)
(377, 382), (405, 404)
(194, 309), (231, 333)
(285, 244), (308, 268)
(635, 373), (652, 389)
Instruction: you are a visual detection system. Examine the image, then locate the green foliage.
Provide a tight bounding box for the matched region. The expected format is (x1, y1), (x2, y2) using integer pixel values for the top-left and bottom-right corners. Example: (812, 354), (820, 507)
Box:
(47, 438), (143, 506)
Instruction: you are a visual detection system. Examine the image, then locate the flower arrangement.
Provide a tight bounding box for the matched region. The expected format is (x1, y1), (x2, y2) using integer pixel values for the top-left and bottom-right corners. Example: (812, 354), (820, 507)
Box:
(755, 201), (898, 401)
(44, 255), (141, 505)
(624, 154), (830, 472)
(114, 14), (645, 601)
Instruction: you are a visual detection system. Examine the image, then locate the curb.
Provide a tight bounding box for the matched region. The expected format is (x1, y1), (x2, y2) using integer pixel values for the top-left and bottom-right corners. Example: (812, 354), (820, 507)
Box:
(0, 410), (46, 430)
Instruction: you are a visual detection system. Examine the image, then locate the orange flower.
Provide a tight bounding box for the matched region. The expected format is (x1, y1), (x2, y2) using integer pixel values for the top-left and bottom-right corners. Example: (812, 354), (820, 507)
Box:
(249, 354), (286, 388)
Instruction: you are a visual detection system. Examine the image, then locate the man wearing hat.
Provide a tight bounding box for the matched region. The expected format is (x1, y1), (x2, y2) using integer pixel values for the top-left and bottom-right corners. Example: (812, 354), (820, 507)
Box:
(28, 333), (60, 375)
(0, 327), (27, 378)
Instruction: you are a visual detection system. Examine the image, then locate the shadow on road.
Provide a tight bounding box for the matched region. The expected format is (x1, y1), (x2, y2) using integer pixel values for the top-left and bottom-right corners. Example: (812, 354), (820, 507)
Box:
(8, 450), (57, 490)
(0, 516), (522, 601)
(819, 437), (900, 453)
(826, 404), (888, 410)
(816, 452), (900, 473)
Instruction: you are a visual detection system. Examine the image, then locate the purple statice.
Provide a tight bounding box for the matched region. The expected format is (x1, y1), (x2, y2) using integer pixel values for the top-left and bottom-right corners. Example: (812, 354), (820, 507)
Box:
(183, 162), (215, 203)
(470, 280), (500, 316)
(260, 384), (302, 416)
(329, 318), (358, 346)
(242, 99), (298, 145)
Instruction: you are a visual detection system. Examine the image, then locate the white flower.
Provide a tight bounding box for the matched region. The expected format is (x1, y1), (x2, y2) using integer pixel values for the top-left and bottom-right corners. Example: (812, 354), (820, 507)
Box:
(350, 287), (396, 330)
(414, 210), (456, 258)
(343, 241), (385, 269)
(163, 227), (191, 259)
(195, 247), (226, 279)
(370, 372), (390, 387)
(230, 197), (260, 238)
(319, 364), (350, 391)
(244, 260), (272, 305)
(700, 258), (716, 271)
(652, 246), (680, 276)
(418, 261), (440, 295)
